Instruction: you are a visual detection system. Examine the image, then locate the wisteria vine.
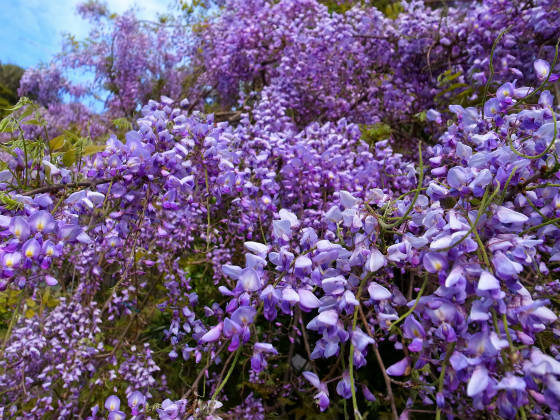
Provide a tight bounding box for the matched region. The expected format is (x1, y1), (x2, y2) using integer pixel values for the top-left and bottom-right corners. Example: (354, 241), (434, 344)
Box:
(1, 0), (560, 419)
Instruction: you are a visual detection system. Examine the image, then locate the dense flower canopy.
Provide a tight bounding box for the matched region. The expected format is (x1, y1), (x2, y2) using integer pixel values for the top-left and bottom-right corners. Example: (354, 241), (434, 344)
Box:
(1, 0), (560, 419)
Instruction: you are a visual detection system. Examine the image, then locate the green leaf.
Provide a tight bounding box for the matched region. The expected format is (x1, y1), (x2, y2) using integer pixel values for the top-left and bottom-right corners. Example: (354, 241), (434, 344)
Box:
(437, 69), (453, 84)
(384, 3), (403, 19)
(0, 116), (13, 133)
(1, 96), (30, 112)
(82, 144), (106, 156)
(360, 122), (393, 145)
(112, 117), (132, 131)
(0, 193), (23, 210)
(19, 106), (34, 120)
(62, 149), (77, 167)
(414, 111), (427, 122)
(49, 135), (66, 151)
(438, 71), (462, 86)
(22, 119), (43, 126)
(435, 82), (469, 98)
(6, 289), (22, 306)
(62, 129), (81, 144)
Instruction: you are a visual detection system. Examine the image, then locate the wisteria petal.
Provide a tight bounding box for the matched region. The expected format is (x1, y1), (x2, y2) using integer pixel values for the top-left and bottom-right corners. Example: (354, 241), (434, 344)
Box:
(477, 271), (500, 291)
(365, 248), (386, 272)
(200, 323), (223, 343)
(386, 357), (410, 376)
(496, 206), (528, 224)
(298, 289), (321, 309)
(368, 282), (391, 301)
(467, 365), (489, 397)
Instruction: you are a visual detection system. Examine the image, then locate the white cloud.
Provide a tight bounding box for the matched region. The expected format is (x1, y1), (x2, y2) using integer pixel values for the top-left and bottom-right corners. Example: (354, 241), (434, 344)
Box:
(0, 0), (170, 68)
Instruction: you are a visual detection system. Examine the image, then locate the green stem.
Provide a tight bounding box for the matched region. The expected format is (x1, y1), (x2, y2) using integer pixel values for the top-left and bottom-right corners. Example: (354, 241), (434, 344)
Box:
(204, 167), (212, 253)
(521, 217), (560, 234)
(349, 275), (369, 419)
(508, 107), (557, 160)
(481, 27), (511, 120)
(502, 313), (514, 354)
(349, 310), (360, 419)
(465, 198), (494, 272)
(515, 37), (560, 106)
(526, 196), (549, 220)
(211, 348), (240, 401)
(389, 274), (428, 331)
(432, 182), (499, 252)
(498, 167), (517, 204)
(527, 183), (560, 190)
(435, 342), (456, 420)
(380, 142), (423, 230)
(20, 126), (29, 187)
(1, 293), (24, 357)
(500, 313), (524, 419)
(491, 308), (501, 336)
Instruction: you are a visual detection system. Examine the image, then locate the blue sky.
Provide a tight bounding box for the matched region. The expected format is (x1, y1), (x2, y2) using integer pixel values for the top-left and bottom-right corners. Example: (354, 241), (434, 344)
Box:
(0, 0), (168, 69)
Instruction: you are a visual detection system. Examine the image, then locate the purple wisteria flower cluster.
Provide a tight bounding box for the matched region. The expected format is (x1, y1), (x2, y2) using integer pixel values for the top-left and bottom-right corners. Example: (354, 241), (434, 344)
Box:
(1, 0), (559, 419)
(195, 0), (560, 129)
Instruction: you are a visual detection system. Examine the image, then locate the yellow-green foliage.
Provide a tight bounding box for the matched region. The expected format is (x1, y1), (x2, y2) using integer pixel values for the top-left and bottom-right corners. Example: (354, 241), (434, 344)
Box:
(360, 122), (393, 145)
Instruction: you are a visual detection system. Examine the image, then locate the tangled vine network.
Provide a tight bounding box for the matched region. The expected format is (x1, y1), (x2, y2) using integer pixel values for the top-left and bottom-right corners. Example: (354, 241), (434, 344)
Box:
(2, 0), (560, 419)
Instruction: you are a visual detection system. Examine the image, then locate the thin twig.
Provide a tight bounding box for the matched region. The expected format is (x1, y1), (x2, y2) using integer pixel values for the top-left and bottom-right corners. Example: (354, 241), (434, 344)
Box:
(21, 178), (114, 196)
(299, 310), (317, 374)
(358, 306), (399, 420)
(182, 343), (226, 400)
(0, 293), (24, 357)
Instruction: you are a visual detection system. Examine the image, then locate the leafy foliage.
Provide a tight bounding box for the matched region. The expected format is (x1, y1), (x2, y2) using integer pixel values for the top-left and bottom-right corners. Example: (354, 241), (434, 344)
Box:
(0, 63), (24, 117)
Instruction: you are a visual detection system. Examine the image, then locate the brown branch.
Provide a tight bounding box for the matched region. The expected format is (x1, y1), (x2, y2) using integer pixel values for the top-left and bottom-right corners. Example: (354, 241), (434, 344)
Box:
(213, 110), (243, 123)
(299, 310), (318, 374)
(182, 342), (227, 400)
(107, 274), (161, 358)
(21, 178), (115, 196)
(283, 315), (298, 384)
(407, 272), (415, 302)
(358, 305), (399, 420)
(213, 347), (237, 395)
(187, 83), (217, 114)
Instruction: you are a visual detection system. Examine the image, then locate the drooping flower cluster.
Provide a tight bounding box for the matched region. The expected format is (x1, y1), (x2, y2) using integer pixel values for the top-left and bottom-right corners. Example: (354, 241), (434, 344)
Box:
(194, 0), (560, 130)
(0, 297), (103, 418)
